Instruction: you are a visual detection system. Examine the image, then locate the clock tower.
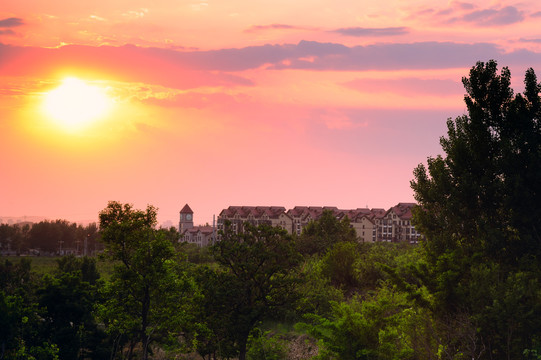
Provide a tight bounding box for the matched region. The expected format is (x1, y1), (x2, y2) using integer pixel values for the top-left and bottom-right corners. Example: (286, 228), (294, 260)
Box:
(179, 204), (194, 233)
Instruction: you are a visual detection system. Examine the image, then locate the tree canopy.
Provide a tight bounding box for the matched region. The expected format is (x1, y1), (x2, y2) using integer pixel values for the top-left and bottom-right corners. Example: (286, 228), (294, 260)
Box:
(411, 60), (541, 358)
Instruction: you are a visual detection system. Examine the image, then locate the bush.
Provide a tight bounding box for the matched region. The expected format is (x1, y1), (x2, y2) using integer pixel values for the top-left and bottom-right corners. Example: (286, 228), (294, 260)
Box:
(247, 328), (288, 360)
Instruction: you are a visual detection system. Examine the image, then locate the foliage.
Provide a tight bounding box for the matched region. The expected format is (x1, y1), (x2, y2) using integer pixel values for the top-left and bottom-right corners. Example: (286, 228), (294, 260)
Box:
(212, 222), (302, 360)
(246, 328), (288, 360)
(297, 210), (357, 256)
(412, 60), (541, 266)
(97, 201), (195, 360)
(37, 270), (106, 359)
(0, 223), (31, 254)
(320, 242), (361, 294)
(297, 284), (427, 360)
(294, 256), (344, 318)
(410, 60), (541, 359)
(188, 265), (238, 360)
(0, 221), (101, 255)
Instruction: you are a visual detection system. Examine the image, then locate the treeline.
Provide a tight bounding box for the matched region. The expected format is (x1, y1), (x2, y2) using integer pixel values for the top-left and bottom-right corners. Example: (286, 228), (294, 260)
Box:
(0, 220), (102, 255)
(2, 60), (541, 360)
(1, 204), (419, 360)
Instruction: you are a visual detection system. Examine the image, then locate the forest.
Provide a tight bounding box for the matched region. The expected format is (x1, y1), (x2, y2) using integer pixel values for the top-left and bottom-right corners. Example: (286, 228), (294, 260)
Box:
(2, 60), (541, 360)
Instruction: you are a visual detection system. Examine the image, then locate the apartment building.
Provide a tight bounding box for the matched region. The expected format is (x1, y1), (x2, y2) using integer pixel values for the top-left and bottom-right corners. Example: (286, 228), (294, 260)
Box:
(183, 202), (421, 246)
(375, 203), (421, 243)
(216, 206), (293, 234)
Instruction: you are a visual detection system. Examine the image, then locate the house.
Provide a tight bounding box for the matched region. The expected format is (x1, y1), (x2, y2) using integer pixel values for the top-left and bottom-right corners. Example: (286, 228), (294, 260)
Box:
(375, 203), (420, 243)
(179, 204), (216, 247)
(189, 202), (422, 246)
(217, 206), (293, 234)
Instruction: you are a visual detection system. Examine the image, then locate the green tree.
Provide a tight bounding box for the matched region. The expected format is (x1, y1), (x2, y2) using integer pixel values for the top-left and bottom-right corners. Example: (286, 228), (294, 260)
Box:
(189, 265), (240, 360)
(320, 242), (361, 294)
(297, 210), (357, 256)
(212, 222), (301, 360)
(97, 201), (194, 360)
(297, 285), (419, 360)
(410, 60), (541, 358)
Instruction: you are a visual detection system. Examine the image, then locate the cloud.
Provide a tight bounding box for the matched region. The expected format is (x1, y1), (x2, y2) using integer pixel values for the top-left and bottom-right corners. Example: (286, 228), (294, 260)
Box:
(409, 3), (525, 27)
(271, 41), (506, 71)
(452, 1), (475, 10)
(459, 6), (524, 26)
(0, 17), (23, 28)
(1, 40), (539, 88)
(531, 11), (541, 18)
(343, 78), (463, 96)
(0, 29), (15, 35)
(519, 38), (541, 44)
(332, 27), (409, 37)
(244, 24), (303, 33)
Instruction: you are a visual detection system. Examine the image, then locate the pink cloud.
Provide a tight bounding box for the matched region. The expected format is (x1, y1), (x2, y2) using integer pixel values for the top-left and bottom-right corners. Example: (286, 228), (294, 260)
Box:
(332, 27), (409, 37)
(244, 24), (312, 33)
(408, 3), (525, 27)
(2, 40), (539, 81)
(343, 78), (463, 96)
(0, 17), (24, 28)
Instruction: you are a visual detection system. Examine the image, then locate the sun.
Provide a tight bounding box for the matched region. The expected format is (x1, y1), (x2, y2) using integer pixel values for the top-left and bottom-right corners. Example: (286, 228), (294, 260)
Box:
(43, 77), (111, 130)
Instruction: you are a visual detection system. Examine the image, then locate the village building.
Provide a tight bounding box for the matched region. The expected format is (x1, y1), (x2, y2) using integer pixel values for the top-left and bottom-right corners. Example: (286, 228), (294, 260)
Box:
(216, 206), (293, 234)
(374, 203), (421, 243)
(179, 204), (216, 247)
(182, 202), (421, 246)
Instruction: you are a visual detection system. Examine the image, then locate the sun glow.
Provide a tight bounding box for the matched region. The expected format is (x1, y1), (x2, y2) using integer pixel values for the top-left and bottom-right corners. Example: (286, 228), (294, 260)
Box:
(43, 77), (111, 130)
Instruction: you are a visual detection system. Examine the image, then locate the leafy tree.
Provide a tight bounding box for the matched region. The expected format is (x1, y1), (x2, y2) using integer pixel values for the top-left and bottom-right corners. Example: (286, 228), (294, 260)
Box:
(189, 265), (240, 360)
(97, 201), (194, 360)
(297, 285), (419, 360)
(246, 328), (288, 360)
(297, 210), (357, 256)
(212, 222), (301, 360)
(293, 256), (344, 318)
(38, 273), (103, 359)
(412, 60), (541, 266)
(320, 242), (361, 294)
(410, 60), (541, 358)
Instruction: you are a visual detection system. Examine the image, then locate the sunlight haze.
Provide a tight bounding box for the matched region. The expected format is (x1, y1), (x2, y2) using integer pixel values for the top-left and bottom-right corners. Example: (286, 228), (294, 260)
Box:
(1, 0), (541, 225)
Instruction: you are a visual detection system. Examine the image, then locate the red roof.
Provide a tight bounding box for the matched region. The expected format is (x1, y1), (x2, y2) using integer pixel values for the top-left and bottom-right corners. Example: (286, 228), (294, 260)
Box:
(185, 225), (214, 235)
(180, 204), (193, 214)
(386, 203), (416, 220)
(220, 206), (287, 219)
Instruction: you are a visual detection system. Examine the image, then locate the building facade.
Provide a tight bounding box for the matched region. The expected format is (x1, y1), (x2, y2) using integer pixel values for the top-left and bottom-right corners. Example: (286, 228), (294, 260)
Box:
(217, 206), (294, 234)
(374, 203), (421, 243)
(179, 204), (216, 247)
(187, 202), (421, 246)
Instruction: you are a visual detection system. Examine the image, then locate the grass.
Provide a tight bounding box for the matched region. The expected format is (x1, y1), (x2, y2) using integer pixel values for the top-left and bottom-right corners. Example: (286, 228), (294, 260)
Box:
(0, 255), (117, 279)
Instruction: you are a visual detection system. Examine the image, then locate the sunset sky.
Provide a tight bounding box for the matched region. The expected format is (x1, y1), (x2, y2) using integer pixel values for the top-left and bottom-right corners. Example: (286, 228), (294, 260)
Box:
(2, 0), (541, 226)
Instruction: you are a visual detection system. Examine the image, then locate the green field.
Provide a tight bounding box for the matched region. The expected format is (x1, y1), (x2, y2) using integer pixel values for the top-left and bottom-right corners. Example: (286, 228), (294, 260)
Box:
(1, 255), (116, 279)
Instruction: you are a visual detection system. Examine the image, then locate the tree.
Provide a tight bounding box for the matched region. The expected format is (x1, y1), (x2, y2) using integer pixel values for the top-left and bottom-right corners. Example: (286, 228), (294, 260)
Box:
(97, 201), (194, 360)
(412, 60), (541, 266)
(212, 222), (301, 360)
(38, 271), (103, 359)
(297, 285), (420, 360)
(297, 210), (357, 256)
(410, 60), (541, 358)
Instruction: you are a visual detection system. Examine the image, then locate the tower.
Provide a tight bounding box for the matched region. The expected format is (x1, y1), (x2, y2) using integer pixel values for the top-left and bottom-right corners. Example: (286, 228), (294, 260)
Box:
(179, 204), (194, 233)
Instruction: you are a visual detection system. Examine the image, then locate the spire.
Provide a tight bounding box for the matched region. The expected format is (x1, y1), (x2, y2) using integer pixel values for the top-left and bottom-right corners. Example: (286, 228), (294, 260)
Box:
(180, 204), (193, 214)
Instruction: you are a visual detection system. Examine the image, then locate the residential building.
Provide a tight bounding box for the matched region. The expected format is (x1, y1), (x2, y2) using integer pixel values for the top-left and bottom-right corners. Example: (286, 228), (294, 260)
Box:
(179, 204), (216, 247)
(217, 206), (293, 234)
(375, 203), (420, 243)
(190, 202), (421, 246)
(349, 208), (386, 243)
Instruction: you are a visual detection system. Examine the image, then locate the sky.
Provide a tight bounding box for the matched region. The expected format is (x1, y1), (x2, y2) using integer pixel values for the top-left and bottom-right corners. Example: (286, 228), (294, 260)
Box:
(2, 0), (541, 227)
